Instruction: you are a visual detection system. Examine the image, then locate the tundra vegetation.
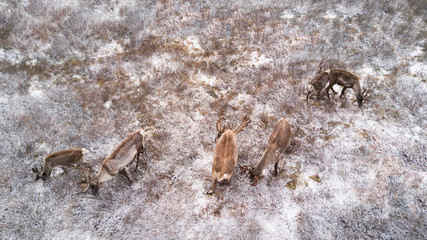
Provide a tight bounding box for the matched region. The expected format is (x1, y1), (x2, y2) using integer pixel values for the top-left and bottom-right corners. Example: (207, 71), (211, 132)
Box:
(0, 0), (426, 239)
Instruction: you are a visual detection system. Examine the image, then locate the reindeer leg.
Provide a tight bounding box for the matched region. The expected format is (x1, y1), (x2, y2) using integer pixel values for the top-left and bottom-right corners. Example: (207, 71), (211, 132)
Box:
(273, 161), (279, 177)
(135, 145), (145, 171)
(129, 152), (138, 172)
(134, 152), (140, 171)
(206, 181), (216, 195)
(119, 169), (132, 184)
(340, 87), (347, 98)
(316, 90), (322, 101)
(306, 90), (312, 102)
(325, 86), (331, 99)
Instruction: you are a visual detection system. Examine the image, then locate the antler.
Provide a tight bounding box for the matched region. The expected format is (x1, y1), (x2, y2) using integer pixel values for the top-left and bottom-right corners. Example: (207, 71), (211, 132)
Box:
(215, 116), (226, 143)
(78, 168), (96, 193)
(234, 116), (251, 135)
(362, 89), (370, 101)
(317, 58), (325, 73)
(140, 126), (155, 138)
(216, 116), (226, 133)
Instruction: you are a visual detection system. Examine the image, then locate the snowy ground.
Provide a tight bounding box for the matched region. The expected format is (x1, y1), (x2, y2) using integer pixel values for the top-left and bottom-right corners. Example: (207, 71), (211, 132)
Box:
(0, 0), (426, 239)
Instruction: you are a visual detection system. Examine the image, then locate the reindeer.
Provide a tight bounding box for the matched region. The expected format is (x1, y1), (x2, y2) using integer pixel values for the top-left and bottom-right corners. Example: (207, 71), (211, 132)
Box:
(207, 116), (251, 195)
(306, 60), (337, 101)
(306, 69), (336, 101)
(251, 117), (291, 186)
(80, 129), (146, 194)
(325, 69), (365, 107)
(32, 148), (89, 181)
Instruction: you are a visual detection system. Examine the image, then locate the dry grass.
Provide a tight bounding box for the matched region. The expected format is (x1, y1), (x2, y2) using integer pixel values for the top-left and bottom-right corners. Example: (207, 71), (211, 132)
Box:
(1, 0), (426, 239)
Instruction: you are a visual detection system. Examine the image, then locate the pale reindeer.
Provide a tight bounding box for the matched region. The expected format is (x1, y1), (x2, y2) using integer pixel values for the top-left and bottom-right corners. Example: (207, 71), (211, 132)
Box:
(207, 116), (251, 194)
(32, 148), (89, 181)
(80, 129), (147, 194)
(251, 117), (291, 186)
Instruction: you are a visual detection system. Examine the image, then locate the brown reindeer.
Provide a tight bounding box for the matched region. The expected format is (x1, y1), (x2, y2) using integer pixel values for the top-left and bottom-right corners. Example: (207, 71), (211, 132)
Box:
(32, 148), (89, 181)
(207, 116), (251, 194)
(80, 129), (146, 194)
(251, 117), (291, 186)
(306, 69), (336, 101)
(325, 69), (364, 107)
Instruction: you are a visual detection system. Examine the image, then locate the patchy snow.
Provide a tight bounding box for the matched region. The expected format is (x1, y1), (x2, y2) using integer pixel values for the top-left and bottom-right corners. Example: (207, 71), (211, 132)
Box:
(29, 84), (45, 99)
(183, 36), (204, 54)
(281, 10), (295, 19)
(149, 53), (180, 71)
(410, 46), (424, 57)
(1, 0), (426, 239)
(103, 100), (112, 109)
(194, 72), (216, 86)
(247, 51), (271, 67)
(0, 49), (25, 65)
(359, 64), (376, 78)
(323, 11), (338, 20)
(409, 62), (427, 79)
(95, 41), (124, 60)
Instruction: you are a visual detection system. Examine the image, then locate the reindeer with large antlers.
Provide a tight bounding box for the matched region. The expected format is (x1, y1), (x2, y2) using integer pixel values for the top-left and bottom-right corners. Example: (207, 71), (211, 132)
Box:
(251, 117), (291, 186)
(80, 129), (147, 194)
(207, 115), (251, 194)
(32, 148), (89, 181)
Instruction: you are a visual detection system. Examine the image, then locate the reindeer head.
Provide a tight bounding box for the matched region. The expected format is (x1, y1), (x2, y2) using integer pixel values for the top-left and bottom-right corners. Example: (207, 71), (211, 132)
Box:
(356, 94), (363, 107)
(251, 175), (260, 186)
(249, 168), (264, 186)
(32, 166), (50, 181)
(215, 116), (251, 142)
(357, 89), (370, 108)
